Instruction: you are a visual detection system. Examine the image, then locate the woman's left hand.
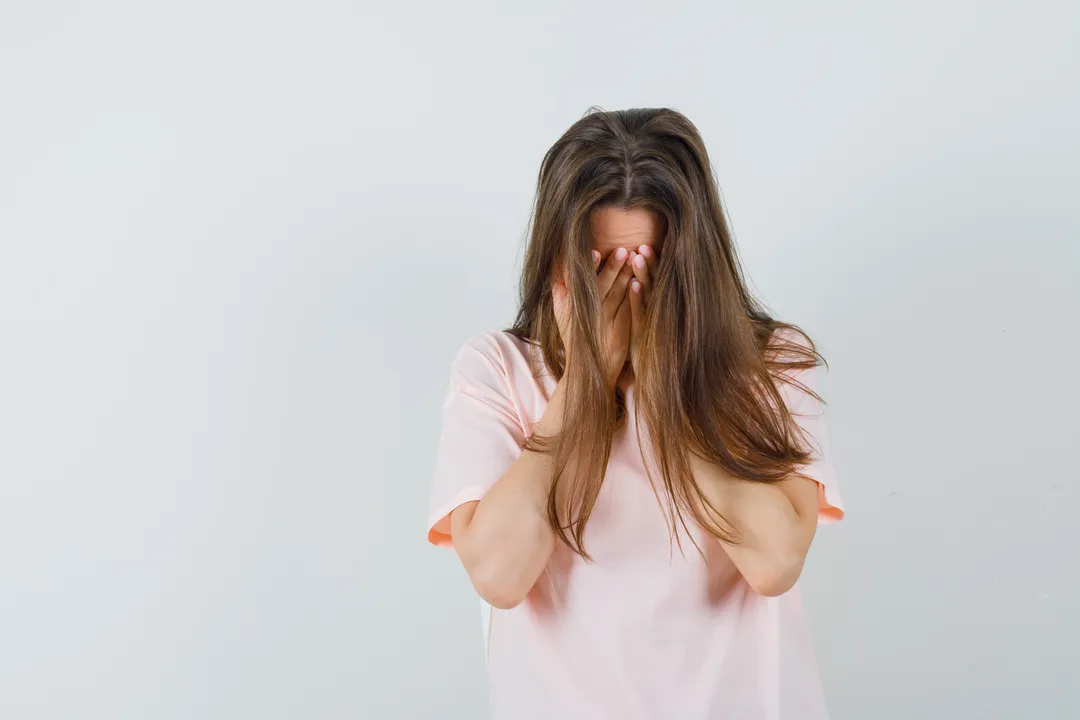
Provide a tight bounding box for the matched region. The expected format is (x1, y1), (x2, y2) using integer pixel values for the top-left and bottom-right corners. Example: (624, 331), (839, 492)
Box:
(627, 244), (657, 373)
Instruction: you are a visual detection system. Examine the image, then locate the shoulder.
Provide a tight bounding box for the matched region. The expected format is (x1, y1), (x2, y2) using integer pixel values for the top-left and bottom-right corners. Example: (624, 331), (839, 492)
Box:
(454, 329), (534, 364)
(449, 330), (546, 395)
(766, 324), (817, 358)
(765, 324), (827, 409)
(765, 325), (824, 374)
(451, 329), (536, 374)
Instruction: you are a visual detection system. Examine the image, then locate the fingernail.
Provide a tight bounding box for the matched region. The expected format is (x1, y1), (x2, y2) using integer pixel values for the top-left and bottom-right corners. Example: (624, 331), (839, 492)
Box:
(634, 255), (646, 269)
(592, 250), (601, 264)
(631, 280), (641, 293)
(615, 248), (627, 262)
(639, 245), (651, 257)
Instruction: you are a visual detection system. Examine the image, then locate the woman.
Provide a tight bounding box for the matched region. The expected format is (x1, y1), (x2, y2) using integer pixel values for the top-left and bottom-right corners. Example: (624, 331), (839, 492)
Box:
(427, 107), (844, 719)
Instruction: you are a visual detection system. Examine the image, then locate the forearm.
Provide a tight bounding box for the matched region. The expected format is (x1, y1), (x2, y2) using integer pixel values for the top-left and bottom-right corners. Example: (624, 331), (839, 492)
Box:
(690, 455), (818, 597)
(450, 380), (568, 609)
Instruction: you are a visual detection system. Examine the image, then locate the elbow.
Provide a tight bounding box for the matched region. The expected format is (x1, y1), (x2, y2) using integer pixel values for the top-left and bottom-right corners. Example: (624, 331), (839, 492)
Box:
(469, 563), (531, 609)
(742, 512), (817, 597)
(452, 510), (554, 610)
(460, 534), (550, 610)
(743, 552), (806, 598)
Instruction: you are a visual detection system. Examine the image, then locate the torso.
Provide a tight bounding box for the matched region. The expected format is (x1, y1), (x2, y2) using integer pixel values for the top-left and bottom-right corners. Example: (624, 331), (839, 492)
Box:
(481, 331), (831, 720)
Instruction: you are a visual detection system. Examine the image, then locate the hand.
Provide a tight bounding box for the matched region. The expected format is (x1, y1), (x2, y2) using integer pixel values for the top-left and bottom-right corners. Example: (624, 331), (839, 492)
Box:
(552, 247), (635, 387)
(627, 244), (657, 373)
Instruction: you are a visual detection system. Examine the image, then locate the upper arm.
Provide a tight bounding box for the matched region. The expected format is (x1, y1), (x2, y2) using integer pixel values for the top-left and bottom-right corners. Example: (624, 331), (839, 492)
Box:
(447, 500), (481, 547)
(776, 358), (845, 526)
(777, 474), (822, 547)
(426, 334), (526, 548)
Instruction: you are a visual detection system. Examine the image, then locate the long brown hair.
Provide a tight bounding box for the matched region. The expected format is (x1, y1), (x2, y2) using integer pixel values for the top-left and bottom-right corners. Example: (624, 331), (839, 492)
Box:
(509, 107), (824, 558)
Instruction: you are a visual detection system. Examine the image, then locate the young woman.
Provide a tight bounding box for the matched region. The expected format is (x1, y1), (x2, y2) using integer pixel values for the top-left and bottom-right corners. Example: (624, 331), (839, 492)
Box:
(427, 108), (844, 719)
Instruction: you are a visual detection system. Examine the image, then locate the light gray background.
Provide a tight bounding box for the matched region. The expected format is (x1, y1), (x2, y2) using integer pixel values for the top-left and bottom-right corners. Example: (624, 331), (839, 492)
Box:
(1, 2), (1077, 718)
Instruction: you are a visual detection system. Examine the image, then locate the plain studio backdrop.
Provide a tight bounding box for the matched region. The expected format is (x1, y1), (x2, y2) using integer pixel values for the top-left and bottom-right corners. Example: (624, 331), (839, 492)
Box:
(1, 2), (1078, 718)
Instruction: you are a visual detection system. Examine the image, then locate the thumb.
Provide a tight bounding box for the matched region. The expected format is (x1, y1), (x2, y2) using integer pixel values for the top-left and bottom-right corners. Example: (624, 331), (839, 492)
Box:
(552, 278), (567, 310)
(629, 279), (644, 339)
(553, 279), (571, 329)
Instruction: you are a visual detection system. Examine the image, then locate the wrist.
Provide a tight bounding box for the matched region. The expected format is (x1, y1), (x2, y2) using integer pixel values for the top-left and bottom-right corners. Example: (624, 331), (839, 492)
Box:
(605, 354), (625, 388)
(534, 377), (568, 437)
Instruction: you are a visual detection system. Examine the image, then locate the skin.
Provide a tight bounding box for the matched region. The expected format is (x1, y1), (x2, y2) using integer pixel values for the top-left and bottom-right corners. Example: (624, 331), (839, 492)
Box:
(449, 206), (821, 608)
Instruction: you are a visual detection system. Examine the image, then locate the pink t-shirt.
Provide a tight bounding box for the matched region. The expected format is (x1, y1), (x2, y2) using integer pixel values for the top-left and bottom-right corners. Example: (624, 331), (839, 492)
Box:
(427, 330), (844, 719)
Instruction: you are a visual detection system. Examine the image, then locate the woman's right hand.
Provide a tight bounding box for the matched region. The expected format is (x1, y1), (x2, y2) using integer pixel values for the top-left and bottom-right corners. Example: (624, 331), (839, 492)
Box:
(552, 247), (635, 387)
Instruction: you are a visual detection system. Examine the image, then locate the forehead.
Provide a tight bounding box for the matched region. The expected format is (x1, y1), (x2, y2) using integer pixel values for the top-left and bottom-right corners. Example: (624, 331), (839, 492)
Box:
(587, 206), (666, 253)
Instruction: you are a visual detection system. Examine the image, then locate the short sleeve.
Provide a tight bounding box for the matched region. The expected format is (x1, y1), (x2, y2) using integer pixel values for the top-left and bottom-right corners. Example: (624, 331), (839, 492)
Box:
(427, 334), (528, 548)
(777, 362), (845, 525)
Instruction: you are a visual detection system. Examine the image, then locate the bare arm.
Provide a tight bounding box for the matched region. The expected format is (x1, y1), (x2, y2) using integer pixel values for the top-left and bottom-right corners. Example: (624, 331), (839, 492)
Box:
(626, 246), (824, 597)
(449, 249), (635, 609)
(690, 455), (820, 597)
(447, 246), (639, 608)
(448, 379), (567, 609)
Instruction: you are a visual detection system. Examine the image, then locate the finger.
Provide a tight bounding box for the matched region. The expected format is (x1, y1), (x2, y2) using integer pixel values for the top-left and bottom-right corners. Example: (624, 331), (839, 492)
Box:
(597, 247), (628, 297)
(551, 279), (566, 317)
(553, 279), (575, 345)
(629, 278), (644, 339)
(608, 289), (632, 384)
(592, 249), (601, 272)
(638, 244), (659, 274)
(613, 287), (632, 345)
(631, 252), (651, 295)
(603, 260), (635, 322)
(613, 283), (632, 335)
